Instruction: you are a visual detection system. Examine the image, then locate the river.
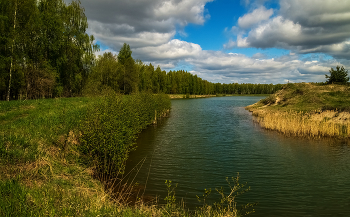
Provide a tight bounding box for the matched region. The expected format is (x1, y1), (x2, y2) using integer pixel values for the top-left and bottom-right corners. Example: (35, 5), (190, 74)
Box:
(125, 96), (350, 216)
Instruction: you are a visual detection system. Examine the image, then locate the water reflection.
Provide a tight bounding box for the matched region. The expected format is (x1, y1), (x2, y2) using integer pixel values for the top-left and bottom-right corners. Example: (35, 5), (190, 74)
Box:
(125, 97), (350, 216)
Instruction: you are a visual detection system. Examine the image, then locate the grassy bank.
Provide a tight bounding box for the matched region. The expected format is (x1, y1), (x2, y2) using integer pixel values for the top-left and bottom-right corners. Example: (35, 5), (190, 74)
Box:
(169, 94), (270, 99)
(1, 94), (254, 216)
(0, 94), (170, 216)
(169, 94), (216, 99)
(246, 83), (350, 138)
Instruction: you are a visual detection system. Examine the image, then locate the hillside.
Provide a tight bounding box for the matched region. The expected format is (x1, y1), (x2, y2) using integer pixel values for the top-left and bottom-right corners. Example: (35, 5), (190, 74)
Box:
(246, 83), (350, 138)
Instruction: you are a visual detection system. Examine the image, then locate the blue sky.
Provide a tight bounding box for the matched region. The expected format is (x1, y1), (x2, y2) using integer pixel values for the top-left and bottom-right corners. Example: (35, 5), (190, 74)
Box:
(72, 0), (350, 84)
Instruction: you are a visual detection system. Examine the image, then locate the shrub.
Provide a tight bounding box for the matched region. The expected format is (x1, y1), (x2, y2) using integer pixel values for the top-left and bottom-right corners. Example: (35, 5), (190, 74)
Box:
(325, 65), (349, 84)
(260, 95), (276, 105)
(79, 93), (171, 176)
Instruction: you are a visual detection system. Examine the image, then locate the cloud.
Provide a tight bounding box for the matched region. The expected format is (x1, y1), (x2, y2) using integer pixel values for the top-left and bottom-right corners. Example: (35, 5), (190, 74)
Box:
(154, 0), (212, 26)
(230, 0), (350, 59)
(189, 51), (337, 84)
(298, 41), (350, 60)
(223, 39), (236, 49)
(133, 39), (202, 61)
(133, 39), (346, 84)
(279, 0), (350, 27)
(238, 6), (273, 29)
(252, 52), (267, 59)
(240, 0), (250, 7)
(71, 0), (213, 51)
(67, 0), (350, 84)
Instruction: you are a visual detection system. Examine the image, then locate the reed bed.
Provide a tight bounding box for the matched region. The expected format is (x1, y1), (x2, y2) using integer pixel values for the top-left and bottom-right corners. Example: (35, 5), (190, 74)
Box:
(252, 110), (350, 138)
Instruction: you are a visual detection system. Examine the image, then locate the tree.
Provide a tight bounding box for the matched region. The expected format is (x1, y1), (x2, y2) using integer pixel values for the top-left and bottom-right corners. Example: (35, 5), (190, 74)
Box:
(6, 0), (17, 101)
(0, 0), (98, 100)
(325, 65), (349, 84)
(117, 43), (137, 94)
(117, 43), (132, 65)
(83, 52), (120, 95)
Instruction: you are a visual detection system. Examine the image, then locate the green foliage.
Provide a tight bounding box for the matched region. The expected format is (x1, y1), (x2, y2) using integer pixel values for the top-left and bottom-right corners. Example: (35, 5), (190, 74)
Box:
(196, 173), (255, 216)
(0, 0), (99, 100)
(164, 180), (178, 209)
(79, 93), (171, 176)
(260, 95), (276, 105)
(84, 52), (121, 95)
(196, 188), (211, 205)
(325, 65), (349, 84)
(0, 95), (259, 216)
(86, 44), (283, 97)
(0, 0), (281, 101)
(117, 43), (132, 65)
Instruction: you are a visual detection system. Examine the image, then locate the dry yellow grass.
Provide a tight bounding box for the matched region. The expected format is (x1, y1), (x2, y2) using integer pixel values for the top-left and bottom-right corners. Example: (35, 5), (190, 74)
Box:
(246, 83), (350, 138)
(168, 94), (215, 99)
(251, 109), (350, 138)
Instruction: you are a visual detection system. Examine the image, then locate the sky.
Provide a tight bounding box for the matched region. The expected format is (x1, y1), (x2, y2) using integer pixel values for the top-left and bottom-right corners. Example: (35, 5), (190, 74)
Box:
(68, 0), (350, 84)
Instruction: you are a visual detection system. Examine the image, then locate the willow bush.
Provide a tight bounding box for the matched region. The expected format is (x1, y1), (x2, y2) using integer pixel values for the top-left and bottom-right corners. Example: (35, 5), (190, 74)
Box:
(79, 93), (171, 176)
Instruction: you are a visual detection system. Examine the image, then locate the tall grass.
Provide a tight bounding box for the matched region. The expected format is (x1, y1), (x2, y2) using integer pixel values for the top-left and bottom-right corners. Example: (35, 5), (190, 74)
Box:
(247, 83), (350, 138)
(0, 97), (121, 216)
(252, 110), (350, 138)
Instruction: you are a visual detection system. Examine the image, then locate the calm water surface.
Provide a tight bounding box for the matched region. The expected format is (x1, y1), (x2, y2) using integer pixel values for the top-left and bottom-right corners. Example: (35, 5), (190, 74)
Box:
(125, 96), (350, 216)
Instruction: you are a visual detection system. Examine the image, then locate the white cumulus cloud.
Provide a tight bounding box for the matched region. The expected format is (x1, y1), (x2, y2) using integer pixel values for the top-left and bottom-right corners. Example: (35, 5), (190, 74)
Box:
(228, 0), (350, 59)
(238, 6), (273, 29)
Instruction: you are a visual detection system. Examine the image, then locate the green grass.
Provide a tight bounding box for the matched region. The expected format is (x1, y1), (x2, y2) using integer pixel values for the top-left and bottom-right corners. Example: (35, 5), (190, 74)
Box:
(0, 95), (253, 216)
(0, 97), (118, 216)
(0, 97), (94, 165)
(250, 83), (350, 112)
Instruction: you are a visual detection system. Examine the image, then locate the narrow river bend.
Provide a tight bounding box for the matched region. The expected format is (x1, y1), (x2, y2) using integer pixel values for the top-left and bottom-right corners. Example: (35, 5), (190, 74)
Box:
(125, 96), (350, 216)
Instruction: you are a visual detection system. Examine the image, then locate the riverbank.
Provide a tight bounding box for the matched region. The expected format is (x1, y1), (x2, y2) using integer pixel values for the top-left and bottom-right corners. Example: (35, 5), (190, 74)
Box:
(169, 94), (216, 99)
(0, 94), (173, 216)
(169, 94), (270, 99)
(1, 94), (251, 216)
(245, 83), (350, 138)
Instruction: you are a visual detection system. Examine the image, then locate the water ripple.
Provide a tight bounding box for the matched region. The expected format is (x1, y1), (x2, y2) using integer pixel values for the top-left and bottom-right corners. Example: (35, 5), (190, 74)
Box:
(126, 97), (350, 216)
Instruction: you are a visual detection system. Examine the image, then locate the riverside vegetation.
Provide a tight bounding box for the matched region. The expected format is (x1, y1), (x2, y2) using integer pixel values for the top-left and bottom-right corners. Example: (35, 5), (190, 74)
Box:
(2, 0), (257, 215)
(246, 82), (350, 138)
(0, 93), (256, 216)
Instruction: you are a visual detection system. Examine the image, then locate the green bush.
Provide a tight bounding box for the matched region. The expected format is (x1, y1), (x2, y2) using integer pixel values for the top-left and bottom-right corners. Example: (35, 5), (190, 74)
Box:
(260, 95), (276, 105)
(325, 65), (349, 84)
(79, 93), (171, 176)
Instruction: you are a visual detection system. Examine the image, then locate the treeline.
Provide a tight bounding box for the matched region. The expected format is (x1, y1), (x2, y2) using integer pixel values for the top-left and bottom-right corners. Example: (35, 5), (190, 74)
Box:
(1, 0), (281, 101)
(0, 0), (98, 100)
(85, 46), (283, 96)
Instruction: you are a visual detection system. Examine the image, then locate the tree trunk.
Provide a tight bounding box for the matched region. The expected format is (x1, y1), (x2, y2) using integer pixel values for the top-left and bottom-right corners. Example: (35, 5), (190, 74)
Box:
(124, 66), (125, 93)
(7, 1), (17, 101)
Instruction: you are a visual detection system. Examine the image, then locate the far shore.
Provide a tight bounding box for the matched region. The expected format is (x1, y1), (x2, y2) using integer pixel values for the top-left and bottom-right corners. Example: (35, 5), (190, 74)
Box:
(245, 83), (350, 138)
(168, 94), (270, 99)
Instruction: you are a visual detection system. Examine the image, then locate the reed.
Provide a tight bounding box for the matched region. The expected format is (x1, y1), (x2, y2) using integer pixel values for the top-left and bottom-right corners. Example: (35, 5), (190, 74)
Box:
(246, 83), (350, 138)
(252, 109), (350, 138)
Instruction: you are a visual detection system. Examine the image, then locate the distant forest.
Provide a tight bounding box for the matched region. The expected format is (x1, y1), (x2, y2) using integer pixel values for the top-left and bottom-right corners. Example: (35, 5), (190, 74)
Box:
(0, 0), (282, 101)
